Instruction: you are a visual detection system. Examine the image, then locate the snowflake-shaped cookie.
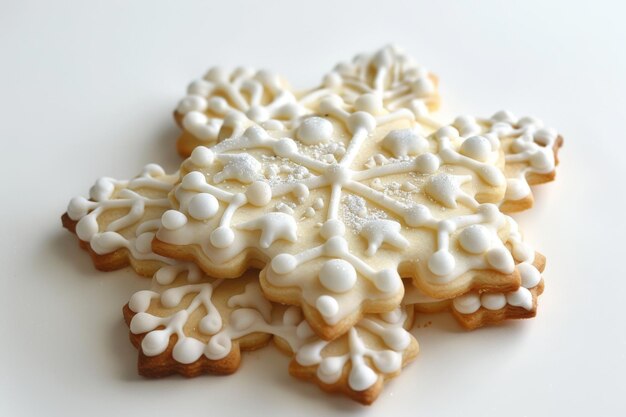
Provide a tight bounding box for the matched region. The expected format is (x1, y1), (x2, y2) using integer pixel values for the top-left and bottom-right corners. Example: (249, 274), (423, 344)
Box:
(63, 164), (178, 276)
(154, 90), (533, 341)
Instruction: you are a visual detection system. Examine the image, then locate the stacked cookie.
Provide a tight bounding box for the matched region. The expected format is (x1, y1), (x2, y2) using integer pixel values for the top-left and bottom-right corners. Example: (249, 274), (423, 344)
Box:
(62, 46), (562, 404)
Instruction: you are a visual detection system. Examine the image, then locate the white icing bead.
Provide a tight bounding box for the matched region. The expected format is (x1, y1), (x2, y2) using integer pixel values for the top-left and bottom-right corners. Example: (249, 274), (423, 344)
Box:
(177, 95), (207, 114)
(316, 295), (339, 317)
(477, 203), (499, 222)
(411, 77), (434, 97)
(283, 306), (303, 326)
(141, 329), (170, 356)
(323, 164), (351, 185)
(324, 236), (349, 257)
(381, 128), (428, 157)
(188, 193), (219, 220)
(435, 126), (459, 140)
(91, 231), (127, 254)
(372, 350), (402, 373)
(246, 181), (272, 207)
(518, 262), (541, 288)
(348, 111), (376, 133)
(452, 293), (481, 314)
(480, 293), (507, 310)
(349, 363), (378, 391)
(161, 210), (188, 230)
(374, 269), (402, 293)
(319, 259), (357, 293)
(135, 232), (154, 254)
(320, 219), (345, 239)
(182, 171), (207, 190)
(505, 178), (531, 201)
(206, 332), (232, 360)
(458, 225), (490, 254)
(415, 153), (440, 174)
(354, 93), (383, 115)
(273, 138), (298, 157)
(297, 117), (333, 145)
(428, 250), (455, 276)
(67, 196), (90, 220)
(271, 253), (298, 274)
(486, 247), (515, 274)
(130, 311), (161, 334)
(210, 226), (235, 248)
(199, 311), (222, 335)
(292, 183), (309, 203)
(506, 287), (533, 310)
(172, 337), (205, 364)
(317, 357), (344, 384)
(460, 136), (492, 162)
(403, 204), (431, 227)
(190, 147), (215, 167)
(90, 178), (115, 202)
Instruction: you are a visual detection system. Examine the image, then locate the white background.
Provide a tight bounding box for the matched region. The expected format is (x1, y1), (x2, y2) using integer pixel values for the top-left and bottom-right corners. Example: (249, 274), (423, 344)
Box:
(1, 1), (625, 416)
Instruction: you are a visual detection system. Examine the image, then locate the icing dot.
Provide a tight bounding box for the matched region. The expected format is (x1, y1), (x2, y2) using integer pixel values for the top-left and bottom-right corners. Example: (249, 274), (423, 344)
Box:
(161, 210), (188, 230)
(460, 136), (492, 162)
(349, 363), (378, 391)
(415, 153), (440, 174)
(374, 269), (401, 293)
(188, 193), (219, 220)
(452, 293), (481, 314)
(316, 295), (339, 317)
(67, 196), (90, 220)
(480, 293), (507, 310)
(428, 250), (455, 276)
(246, 105), (269, 122)
(477, 203), (499, 222)
(283, 306), (303, 326)
(90, 178), (115, 202)
(324, 236), (349, 257)
(319, 259), (357, 293)
(324, 164), (351, 185)
(486, 247), (515, 273)
(458, 225), (490, 254)
(182, 171), (207, 190)
(373, 351), (402, 373)
(190, 147), (215, 166)
(479, 165), (505, 186)
(172, 337), (205, 364)
(355, 93), (383, 115)
(506, 287), (533, 310)
(381, 128), (428, 158)
(436, 126), (459, 140)
(297, 117), (333, 145)
(320, 219), (345, 239)
(348, 111), (376, 133)
(529, 150), (552, 171)
(317, 357), (343, 384)
(403, 204), (431, 227)
(141, 330), (170, 356)
(518, 262), (541, 288)
(271, 253), (298, 274)
(273, 138), (298, 156)
(207, 96), (228, 113)
(210, 226), (235, 248)
(205, 66), (228, 82)
(411, 77), (434, 97)
(135, 232), (154, 254)
(246, 181), (272, 206)
(292, 183), (309, 202)
(230, 309), (258, 331)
